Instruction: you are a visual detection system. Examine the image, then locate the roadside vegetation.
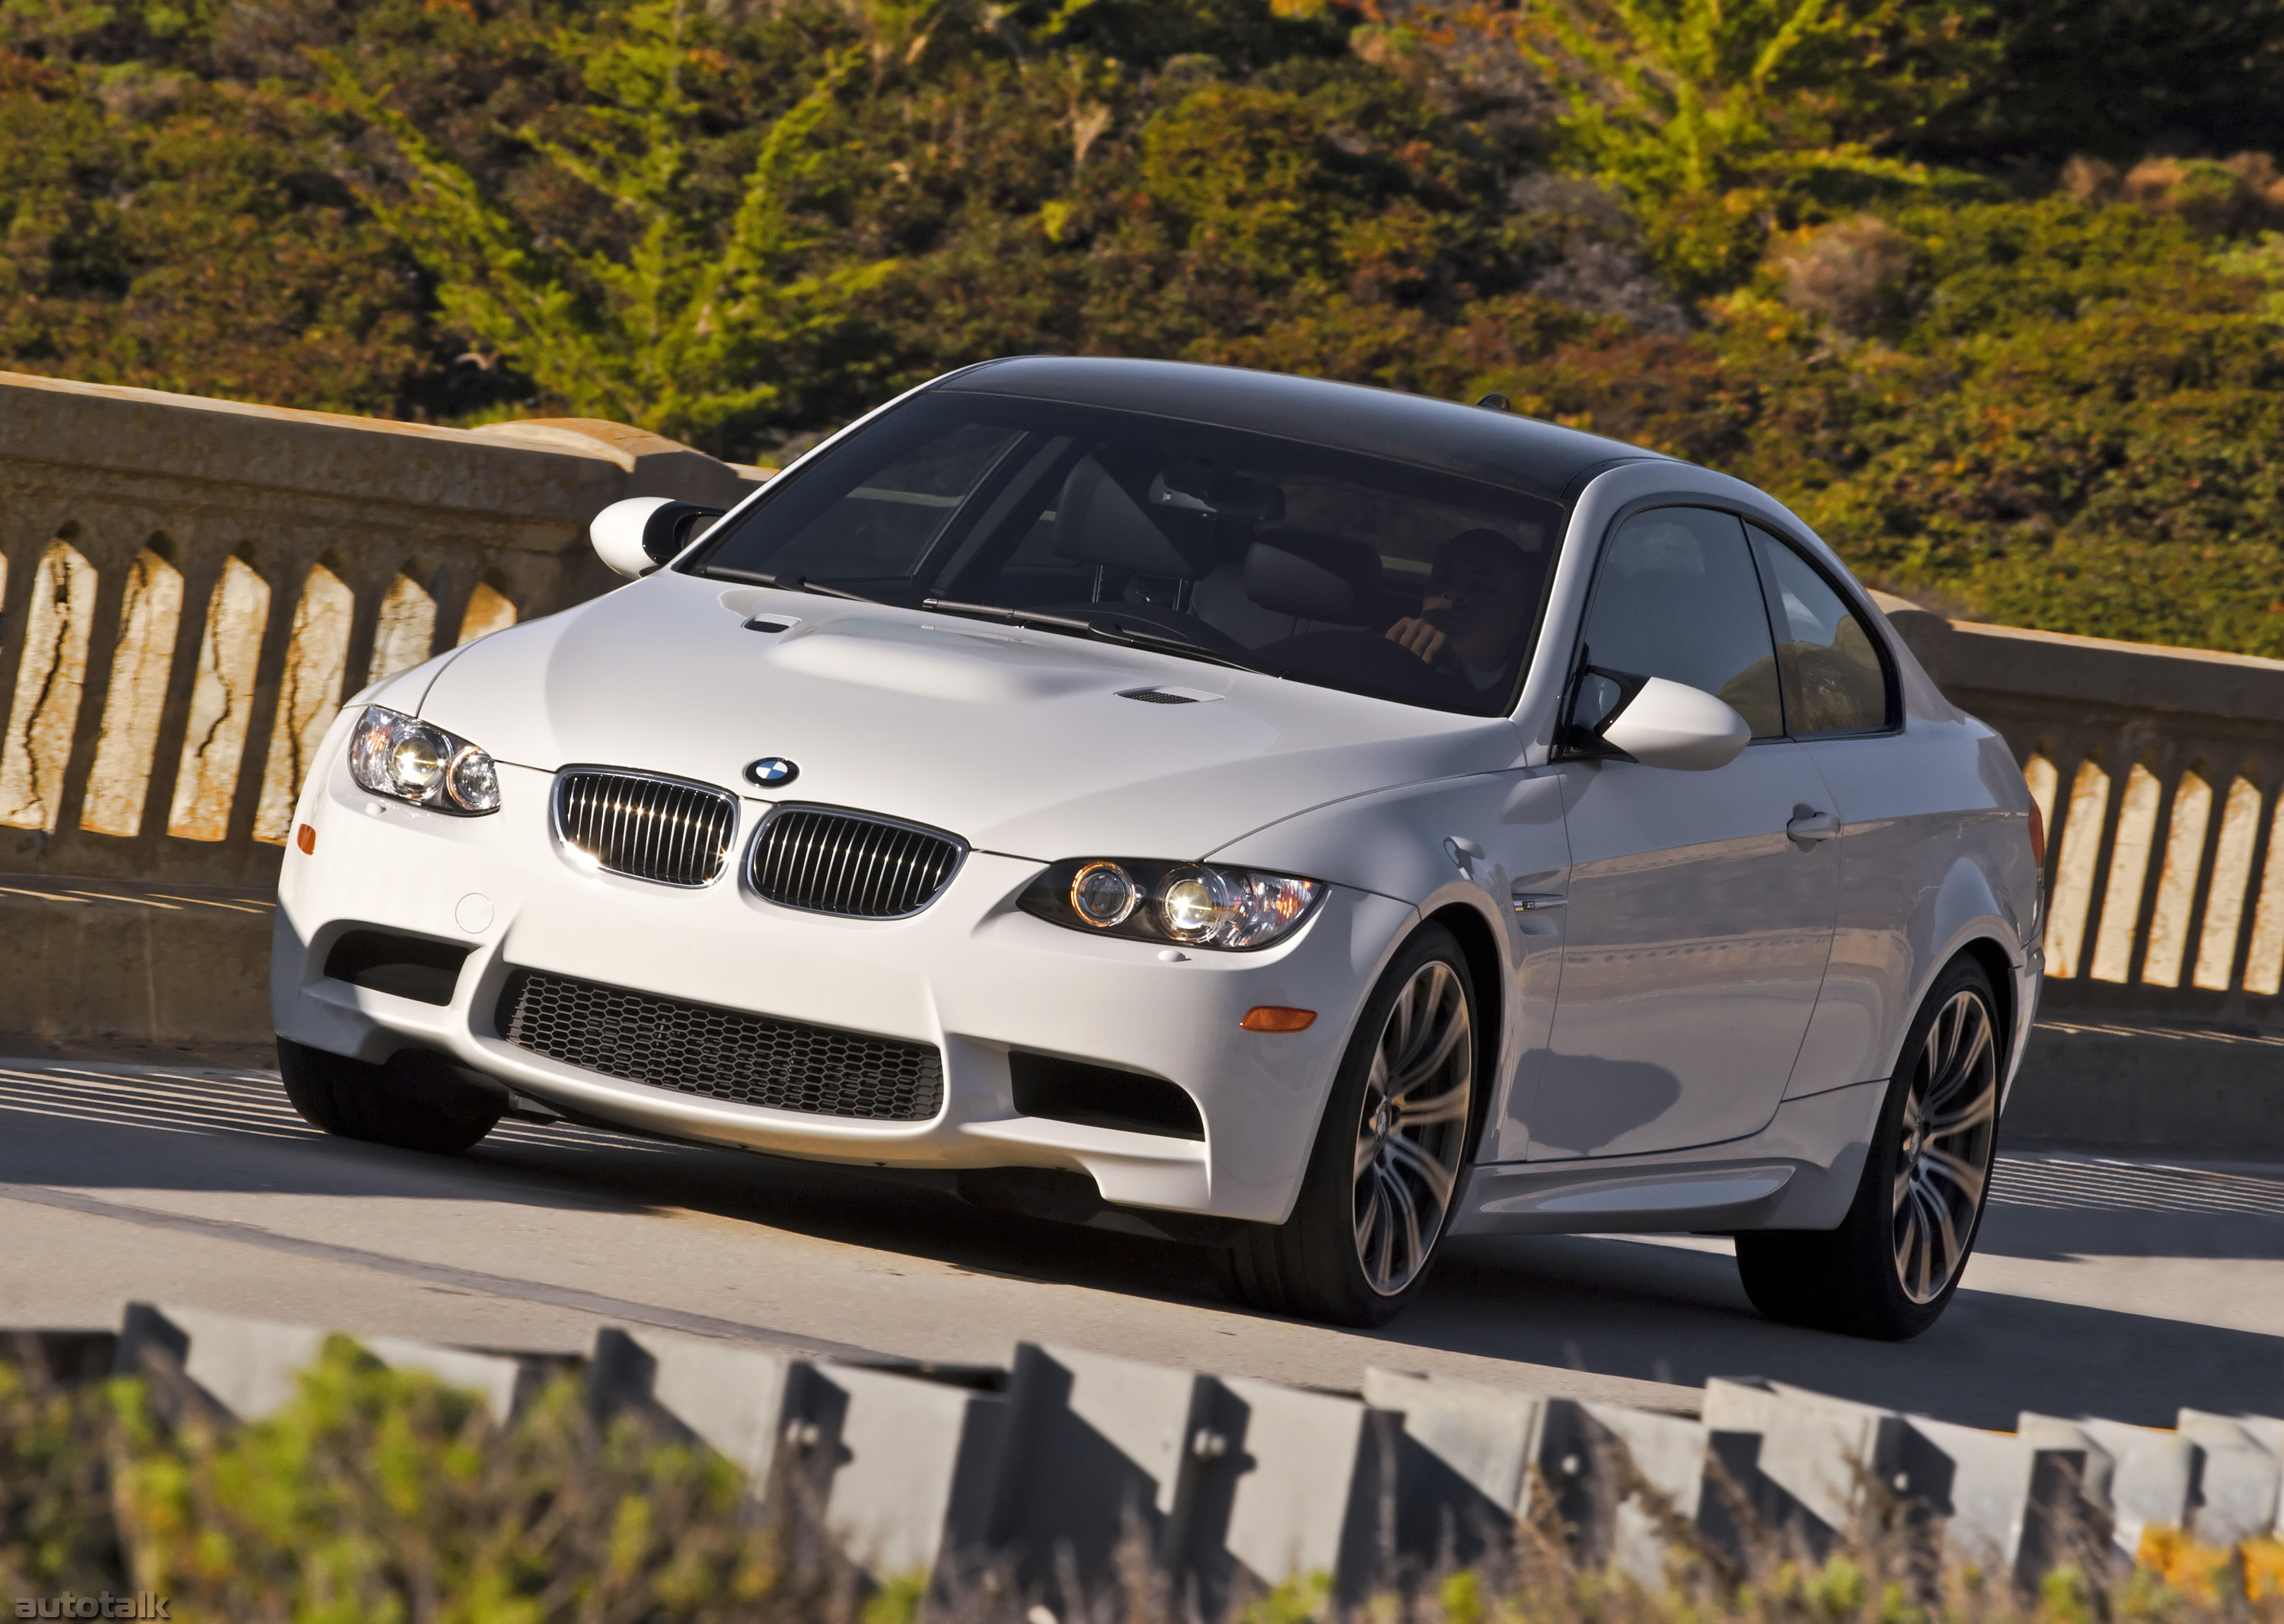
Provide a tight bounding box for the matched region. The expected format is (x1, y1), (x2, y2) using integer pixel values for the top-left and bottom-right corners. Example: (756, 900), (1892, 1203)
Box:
(4, 1342), (2281, 1623)
(5, 1), (2284, 652)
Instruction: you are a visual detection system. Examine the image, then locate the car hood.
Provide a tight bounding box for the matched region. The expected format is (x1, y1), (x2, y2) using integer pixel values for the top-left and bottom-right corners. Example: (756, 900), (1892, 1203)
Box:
(413, 570), (1524, 863)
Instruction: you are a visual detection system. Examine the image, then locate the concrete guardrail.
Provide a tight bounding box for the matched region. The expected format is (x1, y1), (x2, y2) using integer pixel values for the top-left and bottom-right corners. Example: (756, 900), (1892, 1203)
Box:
(5, 1302), (2266, 1600)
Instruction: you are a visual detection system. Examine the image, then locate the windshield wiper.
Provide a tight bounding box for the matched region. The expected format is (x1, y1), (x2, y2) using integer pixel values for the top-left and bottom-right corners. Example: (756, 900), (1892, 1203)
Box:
(920, 599), (1268, 674)
(707, 566), (881, 603)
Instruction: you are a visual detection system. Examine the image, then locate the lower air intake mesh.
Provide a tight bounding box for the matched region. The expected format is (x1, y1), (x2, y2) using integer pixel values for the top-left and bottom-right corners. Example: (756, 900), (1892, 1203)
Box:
(499, 970), (943, 1121)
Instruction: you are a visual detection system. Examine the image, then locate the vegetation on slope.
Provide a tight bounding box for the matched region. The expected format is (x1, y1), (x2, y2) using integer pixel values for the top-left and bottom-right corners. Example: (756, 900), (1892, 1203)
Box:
(5, 0), (2284, 651)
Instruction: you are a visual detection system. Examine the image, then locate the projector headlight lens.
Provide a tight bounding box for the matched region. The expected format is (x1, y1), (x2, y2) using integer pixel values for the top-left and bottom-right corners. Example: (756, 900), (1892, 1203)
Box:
(349, 707), (502, 816)
(1158, 865), (1234, 943)
(1022, 858), (1323, 951)
(1070, 861), (1140, 928)
(446, 746), (502, 814)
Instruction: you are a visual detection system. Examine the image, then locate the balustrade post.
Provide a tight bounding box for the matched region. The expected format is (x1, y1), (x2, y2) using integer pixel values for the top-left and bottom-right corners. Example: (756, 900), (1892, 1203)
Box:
(217, 547), (304, 870)
(47, 527), (142, 854)
(142, 541), (227, 857)
(2229, 777), (2284, 999)
(2123, 752), (2190, 989)
(2174, 748), (2239, 993)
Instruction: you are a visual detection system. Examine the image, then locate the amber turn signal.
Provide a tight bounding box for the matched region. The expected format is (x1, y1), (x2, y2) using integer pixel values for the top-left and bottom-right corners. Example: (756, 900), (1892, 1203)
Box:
(1239, 1006), (1316, 1033)
(295, 823), (316, 855)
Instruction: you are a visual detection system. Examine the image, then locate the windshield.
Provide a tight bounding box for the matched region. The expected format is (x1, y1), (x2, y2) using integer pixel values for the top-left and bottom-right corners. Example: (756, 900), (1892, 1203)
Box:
(685, 391), (1567, 715)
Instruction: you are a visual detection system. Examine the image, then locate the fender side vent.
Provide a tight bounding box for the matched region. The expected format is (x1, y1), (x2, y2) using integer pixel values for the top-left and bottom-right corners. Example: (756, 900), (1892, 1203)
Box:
(1119, 688), (1198, 704)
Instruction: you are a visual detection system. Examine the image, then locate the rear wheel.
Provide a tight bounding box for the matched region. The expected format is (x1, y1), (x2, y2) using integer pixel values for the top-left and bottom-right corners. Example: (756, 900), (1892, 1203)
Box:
(1219, 924), (1478, 1327)
(1735, 958), (2003, 1339)
(278, 1037), (507, 1155)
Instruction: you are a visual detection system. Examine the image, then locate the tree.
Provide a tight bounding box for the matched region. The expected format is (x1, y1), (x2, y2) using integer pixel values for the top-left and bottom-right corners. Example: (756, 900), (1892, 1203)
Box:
(1406, 0), (1994, 294)
(320, 2), (898, 451)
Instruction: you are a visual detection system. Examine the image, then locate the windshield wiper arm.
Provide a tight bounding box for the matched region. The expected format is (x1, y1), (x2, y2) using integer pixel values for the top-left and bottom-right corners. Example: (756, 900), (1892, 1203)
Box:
(920, 599), (1266, 673)
(707, 566), (879, 603)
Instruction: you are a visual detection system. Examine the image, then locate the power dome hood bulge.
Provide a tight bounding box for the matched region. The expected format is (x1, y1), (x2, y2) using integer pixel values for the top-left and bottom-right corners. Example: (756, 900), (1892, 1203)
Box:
(412, 570), (1527, 864)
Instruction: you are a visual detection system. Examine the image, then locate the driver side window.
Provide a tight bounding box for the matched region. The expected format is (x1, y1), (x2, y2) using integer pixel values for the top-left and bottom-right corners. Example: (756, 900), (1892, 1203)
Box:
(1576, 507), (1784, 739)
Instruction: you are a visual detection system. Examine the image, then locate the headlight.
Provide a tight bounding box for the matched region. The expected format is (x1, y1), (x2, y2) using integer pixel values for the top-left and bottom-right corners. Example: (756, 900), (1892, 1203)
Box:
(1021, 858), (1323, 950)
(348, 706), (502, 815)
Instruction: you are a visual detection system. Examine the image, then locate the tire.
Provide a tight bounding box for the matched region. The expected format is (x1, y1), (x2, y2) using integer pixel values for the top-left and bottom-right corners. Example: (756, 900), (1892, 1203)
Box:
(1735, 957), (2004, 1339)
(277, 1037), (508, 1155)
(1219, 923), (1479, 1327)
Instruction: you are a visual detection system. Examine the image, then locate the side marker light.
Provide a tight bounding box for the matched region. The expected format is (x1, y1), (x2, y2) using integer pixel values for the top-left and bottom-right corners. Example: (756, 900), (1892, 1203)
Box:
(1240, 1007), (1316, 1033)
(295, 824), (316, 855)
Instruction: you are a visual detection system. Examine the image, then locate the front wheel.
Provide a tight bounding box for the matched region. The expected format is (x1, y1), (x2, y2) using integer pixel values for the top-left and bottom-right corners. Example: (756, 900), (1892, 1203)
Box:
(1735, 957), (2004, 1339)
(278, 1037), (508, 1155)
(1218, 924), (1479, 1327)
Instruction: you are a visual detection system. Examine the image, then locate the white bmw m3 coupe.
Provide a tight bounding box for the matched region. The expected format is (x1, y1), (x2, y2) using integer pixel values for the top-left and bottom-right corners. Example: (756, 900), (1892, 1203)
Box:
(273, 357), (2042, 1337)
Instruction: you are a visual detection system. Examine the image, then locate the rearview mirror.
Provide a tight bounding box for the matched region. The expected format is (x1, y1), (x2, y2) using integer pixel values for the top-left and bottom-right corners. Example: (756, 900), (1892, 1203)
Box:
(1568, 669), (1750, 771)
(590, 497), (728, 579)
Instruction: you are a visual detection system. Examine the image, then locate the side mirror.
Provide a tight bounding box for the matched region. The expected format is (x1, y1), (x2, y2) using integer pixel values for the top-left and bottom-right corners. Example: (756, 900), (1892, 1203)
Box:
(590, 497), (728, 578)
(1568, 668), (1750, 771)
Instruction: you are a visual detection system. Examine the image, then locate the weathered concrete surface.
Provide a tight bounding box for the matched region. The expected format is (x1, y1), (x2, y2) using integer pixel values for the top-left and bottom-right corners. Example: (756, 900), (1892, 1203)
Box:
(0, 877), (270, 1051)
(2005, 1019), (2284, 1155)
(0, 372), (765, 889)
(1877, 595), (2284, 726)
(0, 1058), (2276, 1431)
(0, 377), (759, 527)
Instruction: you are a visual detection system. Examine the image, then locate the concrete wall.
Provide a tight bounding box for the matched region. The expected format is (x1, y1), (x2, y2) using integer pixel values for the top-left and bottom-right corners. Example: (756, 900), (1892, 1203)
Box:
(0, 371), (765, 889)
(1877, 595), (2284, 1033)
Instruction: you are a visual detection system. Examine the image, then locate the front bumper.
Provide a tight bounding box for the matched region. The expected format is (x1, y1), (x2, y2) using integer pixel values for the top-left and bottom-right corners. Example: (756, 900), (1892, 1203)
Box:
(274, 743), (1414, 1224)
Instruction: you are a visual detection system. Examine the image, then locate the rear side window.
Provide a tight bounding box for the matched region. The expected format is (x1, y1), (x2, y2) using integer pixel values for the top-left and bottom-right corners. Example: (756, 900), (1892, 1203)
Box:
(1577, 507), (1784, 738)
(1746, 525), (1893, 733)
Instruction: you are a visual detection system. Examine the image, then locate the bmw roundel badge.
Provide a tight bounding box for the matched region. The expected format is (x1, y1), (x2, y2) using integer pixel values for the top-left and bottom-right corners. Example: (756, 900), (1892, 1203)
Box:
(745, 757), (799, 788)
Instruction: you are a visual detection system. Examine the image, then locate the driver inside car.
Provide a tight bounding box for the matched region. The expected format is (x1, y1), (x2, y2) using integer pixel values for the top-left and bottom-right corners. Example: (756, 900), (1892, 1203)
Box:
(1384, 528), (1539, 695)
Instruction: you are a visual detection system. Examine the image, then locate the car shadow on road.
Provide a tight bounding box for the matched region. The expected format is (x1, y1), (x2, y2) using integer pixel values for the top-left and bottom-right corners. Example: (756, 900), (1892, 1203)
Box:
(9, 1070), (2276, 1431)
(478, 1132), (2282, 1431)
(1390, 1233), (2283, 1428)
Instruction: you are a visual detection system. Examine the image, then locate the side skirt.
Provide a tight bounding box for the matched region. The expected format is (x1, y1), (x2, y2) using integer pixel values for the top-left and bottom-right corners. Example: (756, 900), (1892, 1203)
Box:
(1447, 1077), (1887, 1236)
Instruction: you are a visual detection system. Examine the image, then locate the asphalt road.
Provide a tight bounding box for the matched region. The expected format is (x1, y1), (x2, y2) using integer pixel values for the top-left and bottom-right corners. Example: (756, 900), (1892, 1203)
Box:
(2, 1055), (2278, 1428)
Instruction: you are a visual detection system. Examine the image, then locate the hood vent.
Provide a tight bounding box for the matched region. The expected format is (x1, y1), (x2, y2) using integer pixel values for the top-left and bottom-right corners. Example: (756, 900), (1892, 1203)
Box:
(748, 806), (965, 919)
(1118, 686), (1224, 705)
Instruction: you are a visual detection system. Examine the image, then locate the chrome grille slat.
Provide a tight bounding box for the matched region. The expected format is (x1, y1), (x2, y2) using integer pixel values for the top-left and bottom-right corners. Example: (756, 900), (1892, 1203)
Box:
(748, 806), (964, 919)
(554, 768), (736, 888)
(501, 969), (943, 1121)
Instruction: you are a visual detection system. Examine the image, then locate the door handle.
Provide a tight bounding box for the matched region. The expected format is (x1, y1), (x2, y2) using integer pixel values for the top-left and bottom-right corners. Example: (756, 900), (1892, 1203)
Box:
(1787, 806), (1841, 844)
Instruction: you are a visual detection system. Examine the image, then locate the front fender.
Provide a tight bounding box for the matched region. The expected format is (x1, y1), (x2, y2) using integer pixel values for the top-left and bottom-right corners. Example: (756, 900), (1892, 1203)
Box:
(1211, 769), (1571, 1157)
